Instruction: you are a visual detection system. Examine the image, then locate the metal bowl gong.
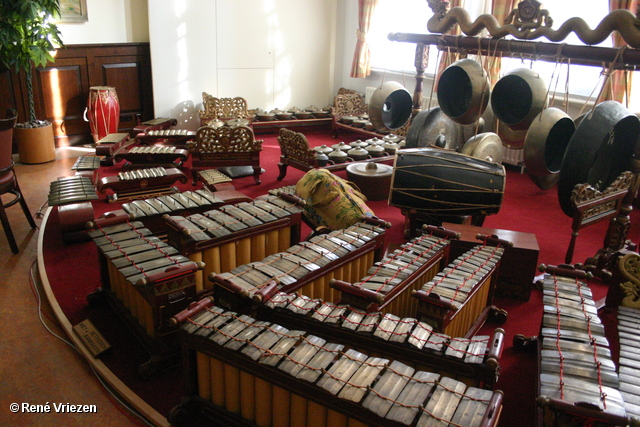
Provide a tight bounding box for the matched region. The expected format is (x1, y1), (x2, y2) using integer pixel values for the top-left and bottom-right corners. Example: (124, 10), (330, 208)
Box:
(369, 81), (413, 132)
(460, 132), (504, 164)
(437, 58), (491, 125)
(405, 106), (464, 151)
(558, 100), (640, 217)
(523, 107), (575, 177)
(491, 67), (548, 131)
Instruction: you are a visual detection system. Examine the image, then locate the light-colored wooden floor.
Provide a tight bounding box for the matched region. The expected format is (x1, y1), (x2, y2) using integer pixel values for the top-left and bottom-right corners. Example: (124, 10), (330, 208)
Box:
(0, 148), (143, 426)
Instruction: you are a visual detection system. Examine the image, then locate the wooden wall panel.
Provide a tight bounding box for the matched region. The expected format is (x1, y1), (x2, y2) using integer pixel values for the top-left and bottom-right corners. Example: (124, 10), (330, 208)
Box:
(1, 43), (153, 147)
(34, 59), (90, 146)
(0, 68), (23, 119)
(99, 59), (143, 131)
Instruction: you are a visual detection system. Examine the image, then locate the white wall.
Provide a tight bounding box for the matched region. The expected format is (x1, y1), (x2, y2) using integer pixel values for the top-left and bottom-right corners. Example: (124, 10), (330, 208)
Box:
(57, 0), (149, 44)
(149, 0), (338, 129)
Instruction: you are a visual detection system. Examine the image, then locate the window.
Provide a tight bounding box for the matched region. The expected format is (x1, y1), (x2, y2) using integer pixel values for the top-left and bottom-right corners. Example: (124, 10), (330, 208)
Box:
(369, 1), (616, 99)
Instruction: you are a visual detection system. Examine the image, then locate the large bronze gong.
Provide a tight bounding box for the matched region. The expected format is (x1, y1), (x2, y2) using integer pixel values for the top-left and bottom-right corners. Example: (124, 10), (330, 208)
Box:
(405, 107), (465, 151)
(558, 101), (640, 217)
(524, 107), (575, 177)
(437, 58), (491, 125)
(491, 67), (548, 131)
(368, 81), (413, 132)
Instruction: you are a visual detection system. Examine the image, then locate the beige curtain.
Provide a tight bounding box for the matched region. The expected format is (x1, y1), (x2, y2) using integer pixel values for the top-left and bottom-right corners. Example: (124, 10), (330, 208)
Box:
(601, 0), (637, 103)
(488, 0), (517, 85)
(350, 0), (379, 78)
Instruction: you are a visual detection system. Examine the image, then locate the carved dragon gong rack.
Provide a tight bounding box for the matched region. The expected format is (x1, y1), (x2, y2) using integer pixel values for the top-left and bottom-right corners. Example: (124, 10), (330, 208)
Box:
(389, 0), (640, 276)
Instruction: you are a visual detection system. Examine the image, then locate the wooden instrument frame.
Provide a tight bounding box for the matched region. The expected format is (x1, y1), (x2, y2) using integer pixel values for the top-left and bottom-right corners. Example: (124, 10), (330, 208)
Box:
(188, 125), (263, 185)
(329, 225), (458, 318)
(413, 260), (502, 339)
(172, 306), (504, 427)
(164, 198), (304, 291)
(96, 167), (188, 203)
(113, 145), (190, 170)
(530, 264), (638, 426)
(132, 117), (177, 136)
(134, 130), (197, 149)
(88, 218), (202, 378)
(330, 90), (411, 141)
(210, 222), (387, 314)
(256, 301), (505, 389)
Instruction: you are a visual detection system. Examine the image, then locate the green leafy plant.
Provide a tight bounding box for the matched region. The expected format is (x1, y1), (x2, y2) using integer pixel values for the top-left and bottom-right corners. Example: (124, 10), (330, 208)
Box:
(0, 0), (64, 127)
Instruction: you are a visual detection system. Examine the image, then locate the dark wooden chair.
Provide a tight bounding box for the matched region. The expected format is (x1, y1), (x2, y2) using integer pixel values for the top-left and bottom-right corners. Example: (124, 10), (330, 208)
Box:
(276, 128), (317, 180)
(0, 108), (37, 253)
(188, 125), (263, 185)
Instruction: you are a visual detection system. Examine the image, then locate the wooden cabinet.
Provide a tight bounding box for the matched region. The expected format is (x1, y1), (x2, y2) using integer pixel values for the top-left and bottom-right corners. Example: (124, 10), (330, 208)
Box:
(0, 43), (153, 147)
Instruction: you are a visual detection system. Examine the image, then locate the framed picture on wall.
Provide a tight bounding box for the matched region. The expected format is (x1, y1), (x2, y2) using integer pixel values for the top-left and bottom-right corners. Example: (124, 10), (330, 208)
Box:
(59, 0), (88, 23)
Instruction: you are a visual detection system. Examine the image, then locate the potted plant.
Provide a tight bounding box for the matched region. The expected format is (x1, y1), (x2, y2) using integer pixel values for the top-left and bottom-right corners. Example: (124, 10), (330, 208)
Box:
(0, 0), (64, 164)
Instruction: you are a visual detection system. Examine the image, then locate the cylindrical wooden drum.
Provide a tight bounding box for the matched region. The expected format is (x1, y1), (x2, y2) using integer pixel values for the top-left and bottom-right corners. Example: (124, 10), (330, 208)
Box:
(87, 86), (120, 142)
(389, 148), (505, 216)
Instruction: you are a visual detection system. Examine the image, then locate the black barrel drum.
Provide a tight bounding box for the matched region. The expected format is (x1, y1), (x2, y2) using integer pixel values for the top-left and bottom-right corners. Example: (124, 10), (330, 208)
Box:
(389, 148), (506, 216)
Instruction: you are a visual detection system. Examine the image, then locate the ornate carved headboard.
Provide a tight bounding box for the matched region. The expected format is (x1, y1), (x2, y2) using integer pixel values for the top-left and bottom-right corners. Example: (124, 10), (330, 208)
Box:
(188, 125), (263, 185)
(199, 93), (252, 123)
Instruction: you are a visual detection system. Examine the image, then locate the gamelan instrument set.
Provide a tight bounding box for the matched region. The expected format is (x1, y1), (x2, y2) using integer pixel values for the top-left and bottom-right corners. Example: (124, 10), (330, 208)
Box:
(164, 193), (306, 290)
(86, 193), (301, 375)
(135, 129), (197, 148)
(113, 145), (190, 170)
(616, 306), (640, 420)
(328, 225), (456, 319)
(132, 117), (177, 135)
(255, 290), (504, 388)
(533, 265), (638, 426)
(98, 187), (252, 235)
(209, 219), (389, 312)
(87, 217), (202, 376)
(48, 176), (99, 206)
(413, 243), (506, 338)
(95, 166), (188, 203)
(170, 298), (504, 427)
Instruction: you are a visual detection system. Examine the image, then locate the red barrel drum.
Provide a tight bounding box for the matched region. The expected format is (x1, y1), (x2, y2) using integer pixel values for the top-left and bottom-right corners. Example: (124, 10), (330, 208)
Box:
(86, 86), (120, 142)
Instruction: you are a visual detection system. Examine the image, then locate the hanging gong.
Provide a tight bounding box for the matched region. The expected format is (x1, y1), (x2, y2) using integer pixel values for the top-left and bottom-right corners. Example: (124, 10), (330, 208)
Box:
(461, 132), (504, 164)
(437, 58), (491, 125)
(523, 107), (575, 176)
(368, 81), (413, 132)
(529, 173), (560, 191)
(497, 120), (528, 149)
(404, 106), (464, 151)
(491, 67), (548, 131)
(558, 100), (640, 217)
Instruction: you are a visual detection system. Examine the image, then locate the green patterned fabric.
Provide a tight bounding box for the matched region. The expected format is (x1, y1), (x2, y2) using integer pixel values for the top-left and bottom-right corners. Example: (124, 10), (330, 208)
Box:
(295, 169), (375, 229)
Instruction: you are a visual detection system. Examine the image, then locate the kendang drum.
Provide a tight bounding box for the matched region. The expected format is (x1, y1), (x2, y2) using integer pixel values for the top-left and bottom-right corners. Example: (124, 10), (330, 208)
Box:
(86, 86), (120, 142)
(389, 148), (505, 216)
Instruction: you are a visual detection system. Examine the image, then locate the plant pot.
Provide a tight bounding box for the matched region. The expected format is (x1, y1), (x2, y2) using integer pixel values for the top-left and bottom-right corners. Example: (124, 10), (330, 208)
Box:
(14, 123), (56, 164)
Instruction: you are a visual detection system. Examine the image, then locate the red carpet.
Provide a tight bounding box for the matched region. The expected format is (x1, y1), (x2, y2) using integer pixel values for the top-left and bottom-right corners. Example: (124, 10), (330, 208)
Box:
(42, 126), (640, 426)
